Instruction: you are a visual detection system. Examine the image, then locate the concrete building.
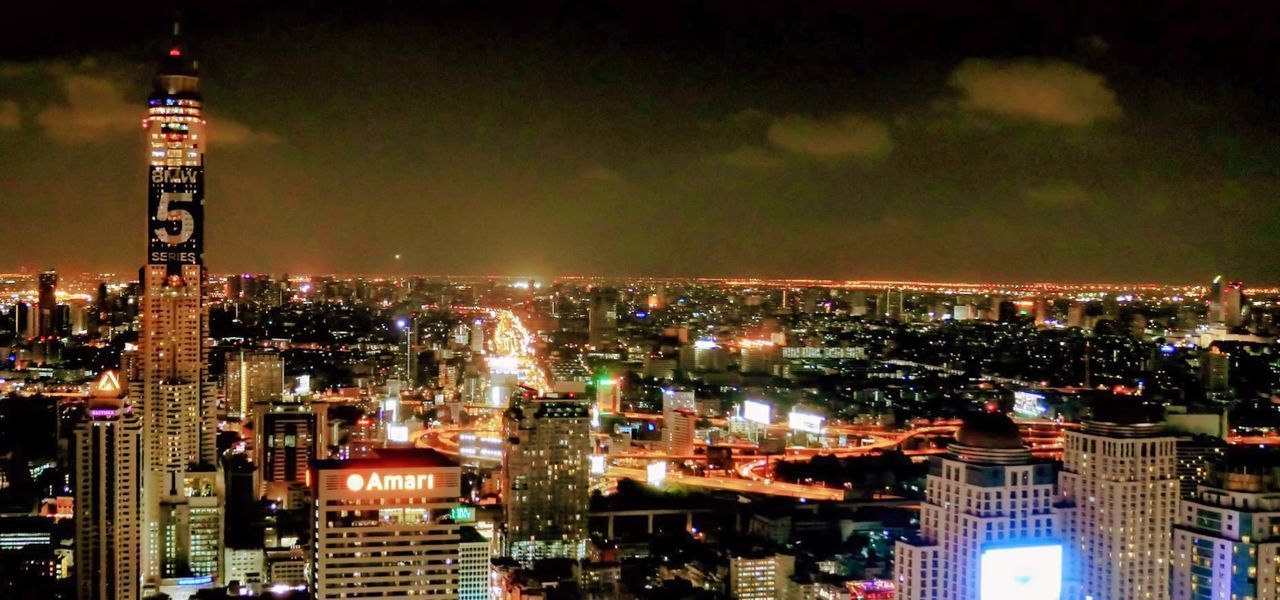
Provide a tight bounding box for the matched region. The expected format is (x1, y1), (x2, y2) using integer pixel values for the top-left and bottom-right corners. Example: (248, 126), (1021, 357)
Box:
(894, 412), (1061, 600)
(1171, 449), (1280, 600)
(1056, 405), (1179, 600)
(588, 288), (619, 350)
(310, 448), (462, 598)
(74, 371), (143, 600)
(727, 551), (794, 599)
(458, 526), (492, 600)
(225, 349), (284, 420)
(254, 399), (321, 507)
(502, 395), (591, 563)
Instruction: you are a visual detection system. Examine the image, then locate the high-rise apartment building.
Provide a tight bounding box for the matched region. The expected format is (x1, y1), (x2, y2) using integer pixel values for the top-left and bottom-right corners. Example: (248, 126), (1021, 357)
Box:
(894, 413), (1062, 600)
(587, 288), (618, 350)
(1056, 406), (1179, 600)
(662, 389), (697, 455)
(310, 448), (462, 598)
(225, 349), (284, 421)
(502, 395), (591, 563)
(254, 399), (322, 507)
(74, 371), (143, 600)
(38, 269), (57, 337)
(131, 27), (221, 587)
(1171, 449), (1280, 600)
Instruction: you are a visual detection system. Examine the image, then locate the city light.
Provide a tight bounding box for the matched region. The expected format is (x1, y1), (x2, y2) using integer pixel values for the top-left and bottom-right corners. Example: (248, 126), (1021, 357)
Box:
(979, 543), (1063, 600)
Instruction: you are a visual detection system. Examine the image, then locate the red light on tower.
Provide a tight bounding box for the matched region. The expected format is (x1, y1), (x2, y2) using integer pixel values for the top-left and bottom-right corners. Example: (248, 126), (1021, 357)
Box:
(169, 47), (182, 57)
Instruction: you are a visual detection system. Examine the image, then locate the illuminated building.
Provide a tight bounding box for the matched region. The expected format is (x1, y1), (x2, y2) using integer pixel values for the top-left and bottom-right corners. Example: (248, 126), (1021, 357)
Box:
(1201, 347), (1230, 395)
(1224, 280), (1245, 328)
(594, 376), (620, 415)
(310, 448), (462, 599)
(662, 389), (697, 455)
(502, 395), (591, 563)
(1174, 435), (1227, 499)
(253, 399), (321, 508)
(728, 551), (795, 600)
(668, 408), (697, 456)
(74, 371), (143, 600)
(131, 26), (221, 587)
(458, 526), (491, 600)
(225, 349), (284, 421)
(155, 469), (223, 596)
(1055, 407), (1178, 600)
(587, 288), (618, 350)
(1171, 450), (1280, 600)
(894, 413), (1062, 600)
(38, 269), (57, 337)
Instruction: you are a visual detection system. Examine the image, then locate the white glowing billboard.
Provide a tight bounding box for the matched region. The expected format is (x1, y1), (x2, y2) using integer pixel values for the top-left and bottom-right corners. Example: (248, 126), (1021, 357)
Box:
(742, 400), (771, 424)
(788, 410), (825, 434)
(386, 424), (409, 443)
(646, 461), (667, 486)
(980, 543), (1063, 600)
(590, 455), (606, 475)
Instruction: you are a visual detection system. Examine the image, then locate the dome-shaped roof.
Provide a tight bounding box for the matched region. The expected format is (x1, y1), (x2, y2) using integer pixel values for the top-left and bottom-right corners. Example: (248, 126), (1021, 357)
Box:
(955, 412), (1024, 450)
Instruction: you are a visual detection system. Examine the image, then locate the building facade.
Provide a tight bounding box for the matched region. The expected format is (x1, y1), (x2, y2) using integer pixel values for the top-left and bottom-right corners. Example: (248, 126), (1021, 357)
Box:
(1172, 451), (1280, 600)
(310, 449), (462, 598)
(1056, 413), (1178, 600)
(225, 349), (284, 421)
(502, 396), (591, 563)
(894, 413), (1061, 600)
(74, 371), (143, 600)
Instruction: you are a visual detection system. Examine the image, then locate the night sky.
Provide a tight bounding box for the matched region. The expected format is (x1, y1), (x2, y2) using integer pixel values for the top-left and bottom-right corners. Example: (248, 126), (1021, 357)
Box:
(2, 1), (1279, 282)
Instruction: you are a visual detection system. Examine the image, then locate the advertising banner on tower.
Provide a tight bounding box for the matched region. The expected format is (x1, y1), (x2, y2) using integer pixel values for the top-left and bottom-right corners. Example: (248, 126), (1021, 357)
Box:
(147, 165), (204, 268)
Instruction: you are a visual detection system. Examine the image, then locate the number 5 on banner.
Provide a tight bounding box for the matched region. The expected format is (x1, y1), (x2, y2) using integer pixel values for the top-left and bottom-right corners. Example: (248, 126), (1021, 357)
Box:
(154, 192), (195, 245)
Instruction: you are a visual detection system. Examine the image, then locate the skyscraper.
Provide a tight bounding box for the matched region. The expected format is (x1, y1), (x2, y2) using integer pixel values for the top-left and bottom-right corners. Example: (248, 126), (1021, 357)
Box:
(253, 399), (322, 508)
(1171, 449), (1280, 600)
(662, 389), (697, 455)
(38, 269), (57, 337)
(74, 371), (143, 600)
(225, 349), (284, 421)
(131, 26), (221, 587)
(894, 413), (1062, 600)
(1055, 405), (1178, 600)
(502, 395), (591, 563)
(587, 288), (618, 350)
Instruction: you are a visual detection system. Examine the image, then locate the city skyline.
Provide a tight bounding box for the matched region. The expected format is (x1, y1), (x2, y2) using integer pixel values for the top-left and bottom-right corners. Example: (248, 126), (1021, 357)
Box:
(4, 2), (1280, 282)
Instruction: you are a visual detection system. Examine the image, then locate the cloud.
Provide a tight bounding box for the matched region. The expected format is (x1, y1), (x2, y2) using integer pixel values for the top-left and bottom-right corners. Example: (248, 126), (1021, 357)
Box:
(720, 146), (782, 169)
(767, 113), (891, 158)
(949, 59), (1121, 126)
(4, 62), (280, 146)
(0, 100), (17, 129)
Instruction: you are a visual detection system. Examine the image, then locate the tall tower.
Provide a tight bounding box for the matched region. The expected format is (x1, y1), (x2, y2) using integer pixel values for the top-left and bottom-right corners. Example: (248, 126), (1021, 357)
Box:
(1055, 404), (1178, 600)
(74, 371), (143, 600)
(133, 24), (222, 589)
(38, 268), (58, 337)
(502, 395), (591, 564)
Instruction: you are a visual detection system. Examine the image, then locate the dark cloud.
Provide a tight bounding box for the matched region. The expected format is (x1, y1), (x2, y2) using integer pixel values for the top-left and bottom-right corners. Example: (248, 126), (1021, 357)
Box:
(767, 114), (892, 158)
(949, 59), (1121, 126)
(2, 60), (279, 146)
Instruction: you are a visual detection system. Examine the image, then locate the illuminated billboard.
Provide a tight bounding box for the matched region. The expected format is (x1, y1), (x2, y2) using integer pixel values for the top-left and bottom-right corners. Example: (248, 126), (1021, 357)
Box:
(979, 543), (1062, 600)
(386, 424), (409, 443)
(788, 409), (825, 434)
(647, 461), (667, 486)
(1012, 391), (1048, 418)
(743, 400), (771, 424)
(590, 455), (607, 475)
